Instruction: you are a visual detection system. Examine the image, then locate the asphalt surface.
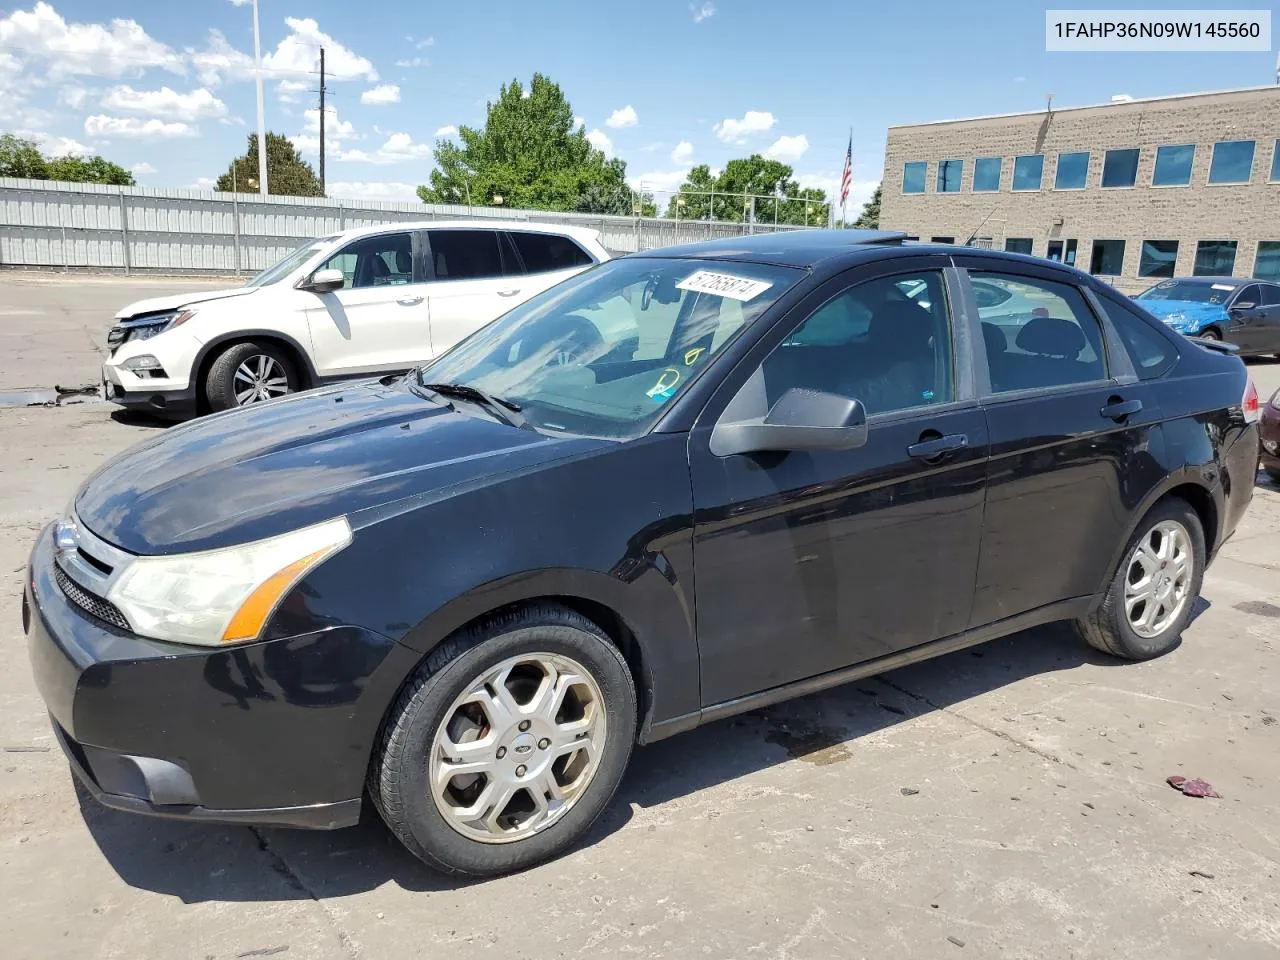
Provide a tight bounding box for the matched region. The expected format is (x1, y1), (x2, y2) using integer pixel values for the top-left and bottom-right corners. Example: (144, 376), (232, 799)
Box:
(2, 275), (1280, 959)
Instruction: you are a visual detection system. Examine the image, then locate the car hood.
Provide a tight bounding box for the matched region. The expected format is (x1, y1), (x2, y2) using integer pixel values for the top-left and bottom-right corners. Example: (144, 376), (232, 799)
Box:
(73, 380), (605, 555)
(114, 285), (260, 320)
(1138, 299), (1228, 331)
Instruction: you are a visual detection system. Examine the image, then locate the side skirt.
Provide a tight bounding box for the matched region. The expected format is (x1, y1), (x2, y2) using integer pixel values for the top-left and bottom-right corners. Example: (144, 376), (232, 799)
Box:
(640, 596), (1096, 744)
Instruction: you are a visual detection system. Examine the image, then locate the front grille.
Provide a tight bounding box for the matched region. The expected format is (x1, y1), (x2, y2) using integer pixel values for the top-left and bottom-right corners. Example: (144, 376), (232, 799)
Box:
(54, 565), (130, 631)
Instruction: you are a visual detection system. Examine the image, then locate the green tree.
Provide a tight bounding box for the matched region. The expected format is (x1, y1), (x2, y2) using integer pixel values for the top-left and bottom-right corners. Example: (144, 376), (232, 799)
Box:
(46, 154), (134, 186)
(851, 183), (881, 229)
(0, 134), (49, 179)
(665, 156), (828, 225)
(216, 133), (323, 196)
(417, 73), (638, 214)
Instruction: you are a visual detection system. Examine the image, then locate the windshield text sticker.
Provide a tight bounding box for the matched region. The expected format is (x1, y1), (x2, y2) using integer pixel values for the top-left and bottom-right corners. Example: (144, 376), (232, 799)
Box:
(1211, 284), (1235, 291)
(677, 270), (773, 302)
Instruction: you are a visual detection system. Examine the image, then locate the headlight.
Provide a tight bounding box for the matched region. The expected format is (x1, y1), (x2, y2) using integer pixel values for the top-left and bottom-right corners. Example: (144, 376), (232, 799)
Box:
(106, 517), (352, 646)
(121, 309), (197, 343)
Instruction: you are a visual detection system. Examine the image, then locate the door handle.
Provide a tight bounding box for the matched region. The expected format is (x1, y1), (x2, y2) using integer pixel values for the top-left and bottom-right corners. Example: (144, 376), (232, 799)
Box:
(907, 433), (968, 460)
(1100, 397), (1142, 421)
(396, 296), (424, 306)
(497, 289), (521, 298)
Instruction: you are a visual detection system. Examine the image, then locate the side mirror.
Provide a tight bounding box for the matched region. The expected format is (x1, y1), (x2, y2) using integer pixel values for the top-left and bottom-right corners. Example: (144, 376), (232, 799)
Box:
(1231, 301), (1255, 312)
(710, 388), (869, 457)
(302, 268), (345, 293)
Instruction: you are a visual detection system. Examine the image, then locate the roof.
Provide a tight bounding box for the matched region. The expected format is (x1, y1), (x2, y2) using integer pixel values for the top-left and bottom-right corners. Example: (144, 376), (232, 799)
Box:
(335, 219), (603, 243)
(888, 84), (1280, 130)
(630, 229), (909, 268)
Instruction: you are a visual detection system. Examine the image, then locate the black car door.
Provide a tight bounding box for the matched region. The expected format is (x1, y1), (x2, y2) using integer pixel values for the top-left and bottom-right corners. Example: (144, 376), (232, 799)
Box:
(1227, 284), (1264, 354)
(1253, 283), (1280, 354)
(951, 254), (1163, 628)
(688, 259), (990, 707)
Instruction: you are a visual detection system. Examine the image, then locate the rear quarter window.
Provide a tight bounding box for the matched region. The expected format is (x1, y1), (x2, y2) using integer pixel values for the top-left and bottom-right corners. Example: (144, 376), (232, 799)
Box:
(1098, 292), (1179, 380)
(509, 232), (594, 273)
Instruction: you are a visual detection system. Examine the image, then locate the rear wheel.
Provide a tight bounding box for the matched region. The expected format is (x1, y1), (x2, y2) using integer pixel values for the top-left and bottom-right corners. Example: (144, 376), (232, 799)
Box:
(1074, 499), (1205, 660)
(369, 605), (636, 877)
(204, 341), (299, 412)
(1198, 327), (1222, 342)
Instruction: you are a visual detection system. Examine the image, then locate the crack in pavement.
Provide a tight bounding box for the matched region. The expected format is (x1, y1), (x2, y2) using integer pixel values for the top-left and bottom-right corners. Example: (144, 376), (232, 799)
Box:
(247, 827), (360, 960)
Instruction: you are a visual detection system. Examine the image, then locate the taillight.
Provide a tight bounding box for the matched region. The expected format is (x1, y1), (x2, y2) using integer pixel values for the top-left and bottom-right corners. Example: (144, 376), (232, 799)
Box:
(1243, 379), (1260, 425)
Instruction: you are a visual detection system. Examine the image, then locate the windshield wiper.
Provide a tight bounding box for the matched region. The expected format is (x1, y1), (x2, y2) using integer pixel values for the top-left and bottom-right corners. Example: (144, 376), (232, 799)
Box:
(420, 381), (528, 430)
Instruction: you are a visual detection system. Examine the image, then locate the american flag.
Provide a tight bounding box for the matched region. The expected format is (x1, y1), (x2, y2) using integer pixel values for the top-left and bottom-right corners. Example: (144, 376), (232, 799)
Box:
(839, 133), (852, 207)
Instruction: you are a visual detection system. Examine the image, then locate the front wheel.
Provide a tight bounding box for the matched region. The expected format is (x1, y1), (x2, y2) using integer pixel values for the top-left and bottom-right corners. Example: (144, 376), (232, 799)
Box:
(369, 605), (637, 877)
(204, 341), (299, 412)
(1074, 499), (1205, 660)
(1197, 327), (1222, 342)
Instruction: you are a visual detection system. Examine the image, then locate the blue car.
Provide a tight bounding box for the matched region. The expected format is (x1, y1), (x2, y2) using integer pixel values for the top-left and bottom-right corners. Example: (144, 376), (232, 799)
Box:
(1136, 277), (1280, 357)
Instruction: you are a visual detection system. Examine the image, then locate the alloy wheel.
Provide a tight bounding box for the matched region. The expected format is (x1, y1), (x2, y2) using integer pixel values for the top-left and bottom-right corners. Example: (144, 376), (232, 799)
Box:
(1123, 519), (1193, 638)
(429, 653), (606, 844)
(233, 354), (291, 405)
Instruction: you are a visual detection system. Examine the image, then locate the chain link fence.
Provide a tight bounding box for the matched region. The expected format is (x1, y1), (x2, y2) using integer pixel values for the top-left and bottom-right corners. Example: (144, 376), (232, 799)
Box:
(0, 178), (820, 276)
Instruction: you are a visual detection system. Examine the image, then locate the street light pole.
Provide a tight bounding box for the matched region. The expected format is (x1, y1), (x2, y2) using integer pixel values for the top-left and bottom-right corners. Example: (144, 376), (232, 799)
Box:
(252, 0), (269, 196)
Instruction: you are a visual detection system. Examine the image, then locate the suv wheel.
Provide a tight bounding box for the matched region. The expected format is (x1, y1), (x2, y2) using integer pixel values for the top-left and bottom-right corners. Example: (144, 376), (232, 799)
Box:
(205, 341), (299, 412)
(1075, 499), (1205, 660)
(369, 605), (636, 876)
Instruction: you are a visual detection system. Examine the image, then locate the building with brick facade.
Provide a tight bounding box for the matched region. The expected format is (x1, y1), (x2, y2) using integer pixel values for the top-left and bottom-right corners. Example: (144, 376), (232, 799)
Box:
(879, 85), (1280, 294)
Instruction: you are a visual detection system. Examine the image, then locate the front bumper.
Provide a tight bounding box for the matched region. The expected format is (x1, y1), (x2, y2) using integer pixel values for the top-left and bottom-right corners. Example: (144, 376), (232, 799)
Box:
(101, 363), (197, 417)
(23, 523), (419, 830)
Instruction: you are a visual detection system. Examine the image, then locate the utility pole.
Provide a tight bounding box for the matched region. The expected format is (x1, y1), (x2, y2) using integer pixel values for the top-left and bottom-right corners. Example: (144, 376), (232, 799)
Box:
(251, 0), (268, 196)
(318, 47), (327, 195)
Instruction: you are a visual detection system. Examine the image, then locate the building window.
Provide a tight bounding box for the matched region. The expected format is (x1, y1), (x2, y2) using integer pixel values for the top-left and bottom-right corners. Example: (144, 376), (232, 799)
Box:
(1005, 238), (1033, 255)
(1012, 154), (1044, 191)
(1256, 242), (1280, 282)
(973, 156), (1002, 192)
(931, 236), (955, 244)
(1194, 240), (1238, 275)
(1271, 141), (1280, 182)
(1139, 240), (1179, 279)
(902, 161), (927, 194)
(1090, 239), (1126, 276)
(936, 159), (963, 193)
(1055, 151), (1089, 189)
(1152, 144), (1195, 186)
(1101, 148), (1140, 188)
(1208, 141), (1255, 184)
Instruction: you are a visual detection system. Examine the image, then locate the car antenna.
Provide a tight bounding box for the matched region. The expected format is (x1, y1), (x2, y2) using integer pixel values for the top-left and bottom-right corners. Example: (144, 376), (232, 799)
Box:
(963, 207), (998, 247)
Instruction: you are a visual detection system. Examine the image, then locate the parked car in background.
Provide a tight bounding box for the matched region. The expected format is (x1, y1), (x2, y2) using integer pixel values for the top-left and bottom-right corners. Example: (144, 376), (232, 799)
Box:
(26, 234), (1260, 877)
(101, 221), (610, 417)
(1261, 387), (1280, 482)
(1136, 277), (1280, 356)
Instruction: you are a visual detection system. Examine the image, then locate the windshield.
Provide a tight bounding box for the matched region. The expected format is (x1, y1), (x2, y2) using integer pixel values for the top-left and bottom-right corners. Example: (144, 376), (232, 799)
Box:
(1138, 279), (1236, 305)
(416, 257), (803, 440)
(245, 237), (339, 288)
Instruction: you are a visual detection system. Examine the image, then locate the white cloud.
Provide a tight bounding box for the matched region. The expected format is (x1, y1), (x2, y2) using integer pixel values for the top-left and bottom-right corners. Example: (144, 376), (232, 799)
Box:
(276, 78), (309, 103)
(691, 2), (716, 23)
(57, 84), (88, 108)
(763, 133), (809, 161)
(795, 171), (877, 212)
(640, 141), (663, 153)
(131, 161), (156, 174)
(395, 56), (428, 68)
(191, 176), (216, 190)
(102, 85), (228, 120)
(0, 2), (184, 79)
(585, 128), (613, 158)
(714, 110), (775, 144)
(605, 105), (638, 129)
(416, 36), (434, 49)
(84, 115), (193, 139)
(572, 115), (585, 130)
(361, 83), (400, 105)
(229, 0), (251, 6)
(434, 124), (458, 137)
(190, 17), (376, 87)
(627, 168), (692, 196)
(41, 134), (89, 156)
(338, 131), (433, 164)
(671, 140), (693, 163)
(303, 105), (354, 139)
(327, 181), (419, 202)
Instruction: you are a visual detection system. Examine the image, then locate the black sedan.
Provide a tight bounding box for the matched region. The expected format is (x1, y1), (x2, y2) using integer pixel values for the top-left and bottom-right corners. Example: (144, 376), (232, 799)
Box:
(1136, 276), (1280, 356)
(24, 233), (1261, 877)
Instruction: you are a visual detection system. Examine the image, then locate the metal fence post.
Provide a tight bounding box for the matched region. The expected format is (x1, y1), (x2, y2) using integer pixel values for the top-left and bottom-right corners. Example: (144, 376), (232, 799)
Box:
(59, 203), (68, 274)
(119, 191), (131, 275)
(232, 190), (242, 274)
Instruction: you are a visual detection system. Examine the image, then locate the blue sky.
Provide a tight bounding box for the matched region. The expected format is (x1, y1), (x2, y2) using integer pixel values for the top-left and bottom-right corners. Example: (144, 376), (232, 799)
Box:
(1, 0), (1276, 209)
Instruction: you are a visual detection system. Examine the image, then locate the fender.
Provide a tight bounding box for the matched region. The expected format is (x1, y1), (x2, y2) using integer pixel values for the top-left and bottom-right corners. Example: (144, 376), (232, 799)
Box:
(189, 328), (323, 390)
(395, 565), (696, 744)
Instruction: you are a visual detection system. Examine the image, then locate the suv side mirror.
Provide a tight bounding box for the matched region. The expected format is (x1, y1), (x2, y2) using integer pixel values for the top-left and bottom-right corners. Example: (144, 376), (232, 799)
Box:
(302, 268), (345, 293)
(710, 388), (869, 457)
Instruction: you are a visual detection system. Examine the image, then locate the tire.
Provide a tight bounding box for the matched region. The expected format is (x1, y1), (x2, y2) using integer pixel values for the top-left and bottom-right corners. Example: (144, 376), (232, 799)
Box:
(1074, 498), (1205, 660)
(1198, 328), (1222, 342)
(204, 341), (299, 412)
(369, 604), (637, 877)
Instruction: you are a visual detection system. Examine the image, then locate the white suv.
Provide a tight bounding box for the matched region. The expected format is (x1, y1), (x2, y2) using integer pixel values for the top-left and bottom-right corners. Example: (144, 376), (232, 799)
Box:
(102, 220), (610, 416)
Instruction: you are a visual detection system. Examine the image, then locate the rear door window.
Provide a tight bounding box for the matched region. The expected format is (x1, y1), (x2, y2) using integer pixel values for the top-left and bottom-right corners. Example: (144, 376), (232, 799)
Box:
(508, 231), (593, 273)
(1260, 284), (1280, 306)
(427, 230), (505, 281)
(971, 272), (1108, 394)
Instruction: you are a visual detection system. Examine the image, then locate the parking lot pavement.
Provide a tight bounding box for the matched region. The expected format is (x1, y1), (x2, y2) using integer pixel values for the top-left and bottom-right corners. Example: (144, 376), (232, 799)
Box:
(0, 274), (233, 394)
(2, 281), (1280, 959)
